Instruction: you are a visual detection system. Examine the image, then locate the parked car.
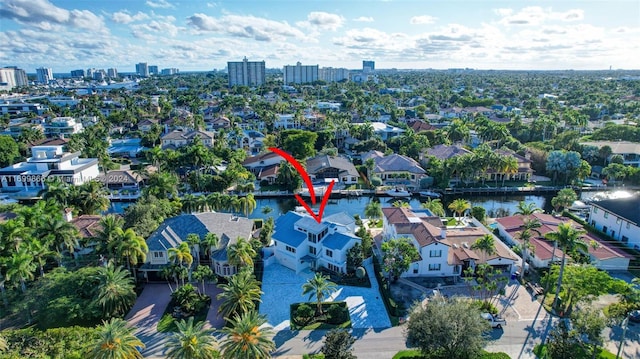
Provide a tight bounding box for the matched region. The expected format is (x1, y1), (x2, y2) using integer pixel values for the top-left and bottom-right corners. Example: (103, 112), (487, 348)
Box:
(629, 310), (640, 323)
(481, 312), (506, 329)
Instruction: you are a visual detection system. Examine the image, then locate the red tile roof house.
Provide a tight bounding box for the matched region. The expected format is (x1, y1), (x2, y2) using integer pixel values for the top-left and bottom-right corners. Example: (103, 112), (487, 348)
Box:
(494, 213), (632, 271)
(381, 207), (519, 278)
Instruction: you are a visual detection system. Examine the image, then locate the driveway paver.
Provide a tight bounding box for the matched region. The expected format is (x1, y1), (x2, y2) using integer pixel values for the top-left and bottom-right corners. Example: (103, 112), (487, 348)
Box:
(260, 262), (391, 331)
(125, 283), (173, 358)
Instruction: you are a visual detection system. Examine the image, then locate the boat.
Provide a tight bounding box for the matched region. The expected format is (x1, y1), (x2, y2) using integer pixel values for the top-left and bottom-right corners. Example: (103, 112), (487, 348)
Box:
(419, 190), (442, 199)
(386, 187), (411, 197)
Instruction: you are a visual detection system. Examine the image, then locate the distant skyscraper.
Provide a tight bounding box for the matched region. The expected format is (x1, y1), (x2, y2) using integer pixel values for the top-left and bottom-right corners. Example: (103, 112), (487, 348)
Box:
(283, 62), (319, 84)
(227, 57), (265, 87)
(86, 68), (96, 78)
(319, 67), (350, 83)
(70, 69), (86, 78)
(93, 70), (106, 81)
(363, 60), (375, 72)
(148, 65), (159, 75)
(107, 68), (118, 78)
(36, 67), (53, 84)
(161, 68), (179, 75)
(135, 62), (149, 77)
(0, 66), (28, 91)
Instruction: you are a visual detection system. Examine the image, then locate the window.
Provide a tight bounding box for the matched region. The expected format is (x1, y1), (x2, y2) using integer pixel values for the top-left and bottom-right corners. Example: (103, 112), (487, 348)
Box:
(428, 263), (441, 271)
(604, 212), (609, 219)
(309, 246), (316, 255)
(429, 250), (442, 258)
(611, 231), (616, 238)
(327, 263), (340, 272)
(325, 249), (333, 257)
(285, 245), (296, 253)
(153, 252), (163, 258)
(594, 208), (598, 213)
(626, 222), (630, 229)
(622, 236), (629, 243)
(603, 226), (608, 234)
(616, 218), (621, 224)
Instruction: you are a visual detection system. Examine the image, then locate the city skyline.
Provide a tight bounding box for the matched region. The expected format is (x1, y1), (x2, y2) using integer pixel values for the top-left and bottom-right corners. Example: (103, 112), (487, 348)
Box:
(1, 0), (639, 73)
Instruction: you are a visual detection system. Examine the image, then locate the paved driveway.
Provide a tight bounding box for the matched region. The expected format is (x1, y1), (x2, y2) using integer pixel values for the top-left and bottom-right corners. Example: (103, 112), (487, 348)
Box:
(260, 262), (391, 331)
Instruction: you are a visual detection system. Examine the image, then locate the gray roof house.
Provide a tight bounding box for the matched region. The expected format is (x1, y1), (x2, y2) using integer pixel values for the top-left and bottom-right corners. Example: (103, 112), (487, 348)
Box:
(141, 212), (255, 278)
(362, 151), (427, 190)
(306, 154), (360, 185)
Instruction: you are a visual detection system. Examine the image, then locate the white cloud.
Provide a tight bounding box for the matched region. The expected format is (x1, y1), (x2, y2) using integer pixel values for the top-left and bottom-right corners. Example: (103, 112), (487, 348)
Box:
(187, 13), (307, 42)
(131, 17), (182, 38)
(146, 0), (174, 9)
(302, 11), (344, 31)
(353, 16), (374, 22)
(70, 10), (107, 32)
(112, 11), (149, 24)
(497, 6), (585, 26)
(206, 2), (218, 8)
(410, 15), (437, 25)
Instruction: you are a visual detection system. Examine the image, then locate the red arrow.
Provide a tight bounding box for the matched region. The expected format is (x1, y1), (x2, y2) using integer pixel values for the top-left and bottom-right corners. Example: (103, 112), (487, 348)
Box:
(269, 147), (335, 223)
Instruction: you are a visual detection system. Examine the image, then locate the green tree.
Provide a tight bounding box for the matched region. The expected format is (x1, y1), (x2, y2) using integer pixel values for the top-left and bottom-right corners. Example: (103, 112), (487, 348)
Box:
(74, 180), (111, 215)
(448, 198), (471, 224)
(551, 188), (578, 213)
(364, 200), (382, 224)
(201, 233), (219, 260)
(217, 270), (262, 320)
(406, 297), (489, 359)
(518, 218), (541, 280)
(302, 273), (337, 316)
(220, 310), (275, 359)
(546, 319), (579, 359)
(544, 223), (588, 312)
(421, 198), (445, 217)
(0, 135), (22, 167)
(470, 234), (496, 257)
(5, 247), (36, 293)
(192, 265), (215, 295)
(166, 317), (219, 359)
(280, 129), (318, 160)
(39, 177), (72, 207)
(93, 264), (136, 319)
(227, 237), (257, 270)
(143, 172), (179, 200)
(87, 318), (144, 359)
(572, 308), (607, 359)
(37, 216), (79, 259)
(514, 201), (542, 215)
(320, 329), (357, 359)
(110, 228), (148, 275)
(381, 237), (420, 281)
(96, 215), (126, 257)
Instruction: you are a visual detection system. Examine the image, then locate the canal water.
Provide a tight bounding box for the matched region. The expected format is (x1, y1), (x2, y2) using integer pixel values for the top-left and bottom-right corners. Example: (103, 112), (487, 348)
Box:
(109, 193), (556, 220)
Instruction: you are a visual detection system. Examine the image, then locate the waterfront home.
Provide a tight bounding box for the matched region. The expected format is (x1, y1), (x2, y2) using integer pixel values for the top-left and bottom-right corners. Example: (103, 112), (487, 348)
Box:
(271, 211), (360, 274)
(580, 141), (640, 167)
(242, 151), (284, 177)
(382, 207), (518, 278)
(587, 195), (640, 250)
(362, 150), (427, 191)
(161, 129), (215, 149)
(0, 145), (99, 191)
(305, 154), (359, 185)
(140, 212), (256, 280)
(494, 213), (632, 271)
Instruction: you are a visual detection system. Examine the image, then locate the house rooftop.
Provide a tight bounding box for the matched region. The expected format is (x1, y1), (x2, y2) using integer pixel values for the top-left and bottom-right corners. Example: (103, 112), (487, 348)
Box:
(273, 211), (307, 247)
(590, 195), (640, 225)
(323, 232), (360, 251)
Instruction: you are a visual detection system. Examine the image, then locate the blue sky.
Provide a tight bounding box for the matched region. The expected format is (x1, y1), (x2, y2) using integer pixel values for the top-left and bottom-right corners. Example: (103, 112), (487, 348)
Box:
(1, 0), (639, 73)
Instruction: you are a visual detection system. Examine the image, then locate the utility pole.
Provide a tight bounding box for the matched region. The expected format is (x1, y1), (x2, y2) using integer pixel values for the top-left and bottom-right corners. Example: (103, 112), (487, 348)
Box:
(615, 316), (629, 359)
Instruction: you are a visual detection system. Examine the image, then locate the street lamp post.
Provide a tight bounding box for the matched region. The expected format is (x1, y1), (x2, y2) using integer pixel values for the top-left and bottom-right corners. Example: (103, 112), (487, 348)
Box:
(615, 316), (629, 359)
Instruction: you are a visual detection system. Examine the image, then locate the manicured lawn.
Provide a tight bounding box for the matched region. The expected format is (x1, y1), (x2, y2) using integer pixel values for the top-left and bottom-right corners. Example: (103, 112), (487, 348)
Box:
(534, 343), (616, 359)
(290, 301), (352, 330)
(393, 350), (512, 359)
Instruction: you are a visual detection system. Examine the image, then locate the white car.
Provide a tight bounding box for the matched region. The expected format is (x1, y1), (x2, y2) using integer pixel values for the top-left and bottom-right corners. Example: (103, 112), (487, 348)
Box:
(481, 312), (506, 329)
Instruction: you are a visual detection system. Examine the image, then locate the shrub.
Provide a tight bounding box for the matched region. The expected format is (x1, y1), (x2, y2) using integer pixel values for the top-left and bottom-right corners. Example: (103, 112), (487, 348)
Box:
(327, 303), (347, 324)
(171, 284), (210, 317)
(295, 303), (315, 325)
(355, 266), (366, 279)
(474, 301), (498, 315)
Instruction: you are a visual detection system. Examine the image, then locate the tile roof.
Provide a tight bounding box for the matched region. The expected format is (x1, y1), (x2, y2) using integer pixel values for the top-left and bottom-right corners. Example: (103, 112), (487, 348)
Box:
(70, 215), (103, 239)
(242, 151), (283, 166)
(425, 144), (472, 160)
(373, 153), (426, 174)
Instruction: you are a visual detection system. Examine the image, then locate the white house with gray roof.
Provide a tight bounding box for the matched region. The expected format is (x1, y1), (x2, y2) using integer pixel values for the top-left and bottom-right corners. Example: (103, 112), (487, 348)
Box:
(271, 211), (360, 274)
(141, 212), (255, 280)
(362, 151), (427, 190)
(588, 195), (640, 250)
(305, 154), (360, 185)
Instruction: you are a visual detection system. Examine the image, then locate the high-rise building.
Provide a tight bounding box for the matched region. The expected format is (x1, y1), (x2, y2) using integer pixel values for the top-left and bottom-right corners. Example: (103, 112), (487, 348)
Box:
(227, 57), (265, 87)
(283, 62), (319, 84)
(93, 70), (106, 81)
(363, 60), (375, 72)
(86, 68), (96, 78)
(319, 67), (350, 83)
(36, 67), (53, 84)
(135, 62), (149, 77)
(161, 68), (179, 75)
(70, 69), (86, 78)
(148, 65), (159, 75)
(0, 66), (28, 91)
(107, 68), (118, 78)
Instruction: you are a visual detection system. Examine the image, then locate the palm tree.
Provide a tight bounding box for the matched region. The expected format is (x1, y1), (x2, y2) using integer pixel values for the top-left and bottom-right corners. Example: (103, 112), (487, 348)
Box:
(37, 216), (79, 261)
(144, 172), (179, 200)
(5, 247), (36, 293)
(26, 237), (56, 277)
(94, 264), (136, 318)
(500, 156), (519, 186)
(421, 198), (445, 217)
(517, 218), (541, 280)
(1, 217), (29, 251)
(192, 265), (215, 295)
(111, 228), (148, 276)
(217, 269), (262, 320)
(181, 193), (199, 214)
(166, 317), (219, 359)
(302, 273), (337, 316)
(364, 201), (382, 224)
(201, 233), (219, 260)
(169, 242), (194, 285)
(544, 223), (588, 311)
(87, 318), (144, 359)
(239, 193), (257, 217)
(514, 201), (542, 216)
(96, 215), (125, 257)
(448, 198), (471, 224)
(186, 233), (202, 264)
(76, 180), (111, 215)
(227, 237), (257, 270)
(39, 177), (71, 207)
(220, 310), (275, 359)
(470, 234), (496, 258)
(391, 200), (410, 208)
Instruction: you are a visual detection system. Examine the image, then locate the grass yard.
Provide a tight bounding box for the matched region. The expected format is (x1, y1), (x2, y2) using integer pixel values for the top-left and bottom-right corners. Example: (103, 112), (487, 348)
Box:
(534, 344), (616, 359)
(393, 350), (512, 359)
